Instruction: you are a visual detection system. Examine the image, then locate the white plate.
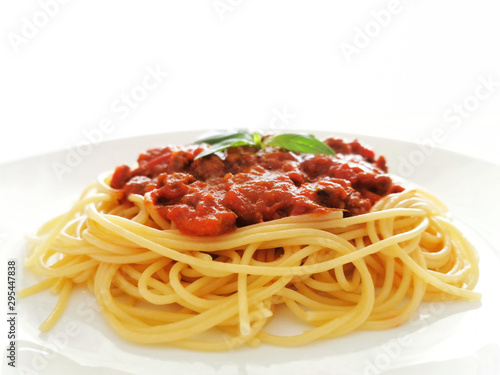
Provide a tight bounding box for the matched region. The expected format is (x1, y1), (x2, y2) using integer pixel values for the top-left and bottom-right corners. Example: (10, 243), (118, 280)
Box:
(2, 130), (500, 375)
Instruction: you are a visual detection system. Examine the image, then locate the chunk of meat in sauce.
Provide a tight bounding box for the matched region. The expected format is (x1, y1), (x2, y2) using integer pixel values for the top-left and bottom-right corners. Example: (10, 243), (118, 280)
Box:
(223, 167), (327, 227)
(154, 179), (237, 236)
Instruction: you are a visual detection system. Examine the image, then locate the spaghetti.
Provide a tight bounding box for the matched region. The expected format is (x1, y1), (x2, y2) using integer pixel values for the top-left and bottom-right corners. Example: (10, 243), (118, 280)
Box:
(21, 135), (480, 351)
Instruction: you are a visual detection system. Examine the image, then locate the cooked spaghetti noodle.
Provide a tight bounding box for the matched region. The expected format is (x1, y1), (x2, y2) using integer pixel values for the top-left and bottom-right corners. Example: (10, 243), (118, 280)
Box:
(21, 135), (480, 351)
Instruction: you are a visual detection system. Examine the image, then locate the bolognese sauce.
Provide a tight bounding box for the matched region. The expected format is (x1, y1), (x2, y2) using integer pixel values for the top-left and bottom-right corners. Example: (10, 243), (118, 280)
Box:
(110, 137), (403, 236)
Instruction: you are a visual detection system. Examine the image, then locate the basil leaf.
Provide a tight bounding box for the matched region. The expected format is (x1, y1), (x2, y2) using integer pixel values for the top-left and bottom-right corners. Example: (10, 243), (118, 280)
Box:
(193, 130), (335, 160)
(252, 132), (262, 148)
(194, 138), (253, 160)
(194, 131), (261, 160)
(194, 130), (255, 145)
(264, 133), (336, 156)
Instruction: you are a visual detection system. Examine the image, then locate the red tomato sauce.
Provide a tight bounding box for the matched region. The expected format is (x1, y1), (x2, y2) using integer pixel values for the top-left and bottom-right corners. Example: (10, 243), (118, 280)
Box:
(110, 137), (404, 236)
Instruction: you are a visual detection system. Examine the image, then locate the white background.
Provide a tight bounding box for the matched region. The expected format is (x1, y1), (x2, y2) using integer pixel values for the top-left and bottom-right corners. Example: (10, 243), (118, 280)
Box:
(1, 0), (500, 166)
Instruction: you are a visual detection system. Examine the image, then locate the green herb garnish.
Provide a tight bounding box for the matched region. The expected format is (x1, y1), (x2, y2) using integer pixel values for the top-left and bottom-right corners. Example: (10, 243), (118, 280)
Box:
(194, 130), (335, 160)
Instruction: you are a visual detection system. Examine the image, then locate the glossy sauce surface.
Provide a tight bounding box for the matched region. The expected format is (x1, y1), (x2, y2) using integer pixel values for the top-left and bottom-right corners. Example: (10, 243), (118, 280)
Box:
(110, 138), (403, 236)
